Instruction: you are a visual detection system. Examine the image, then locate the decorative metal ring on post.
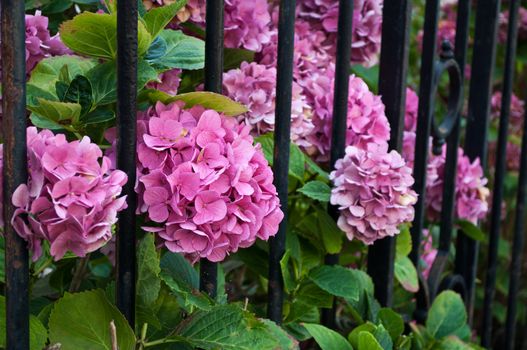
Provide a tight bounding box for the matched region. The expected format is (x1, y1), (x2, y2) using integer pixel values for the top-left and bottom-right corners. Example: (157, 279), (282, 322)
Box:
(430, 41), (463, 156)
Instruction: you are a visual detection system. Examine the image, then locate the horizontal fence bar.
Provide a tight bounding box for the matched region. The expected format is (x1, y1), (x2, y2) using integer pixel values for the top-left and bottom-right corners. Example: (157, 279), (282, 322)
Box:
(321, 0), (354, 328)
(367, 0), (411, 307)
(267, 0), (296, 324)
(199, 0), (225, 298)
(482, 0), (520, 346)
(116, 0), (139, 327)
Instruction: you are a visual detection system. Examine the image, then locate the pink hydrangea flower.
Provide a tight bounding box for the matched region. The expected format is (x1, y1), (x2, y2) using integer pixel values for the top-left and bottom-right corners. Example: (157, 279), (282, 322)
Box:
(420, 229), (437, 279)
(302, 67), (391, 161)
(405, 88), (419, 132)
(490, 91), (525, 134)
(132, 101), (283, 262)
(5, 128), (127, 260)
(222, 61), (314, 146)
(330, 143), (418, 245)
(416, 19), (457, 52)
(148, 68), (181, 96)
(426, 147), (489, 223)
(297, 0), (383, 66)
(24, 11), (70, 73)
(499, 7), (527, 43)
(143, 0), (207, 23)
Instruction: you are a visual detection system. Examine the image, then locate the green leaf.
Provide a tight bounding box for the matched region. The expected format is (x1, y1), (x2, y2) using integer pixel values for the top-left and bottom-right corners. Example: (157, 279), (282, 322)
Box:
(151, 30), (205, 70)
(60, 12), (152, 59)
(61, 75), (93, 115)
(426, 291), (467, 339)
(348, 323), (377, 349)
(304, 323), (353, 350)
(372, 324), (393, 350)
(81, 109), (115, 125)
(48, 290), (136, 350)
(350, 65), (379, 93)
(298, 180), (331, 202)
(456, 219), (487, 243)
(280, 250), (296, 293)
(378, 308), (404, 341)
(289, 143), (305, 181)
(316, 209), (344, 254)
(0, 295), (48, 350)
(137, 234), (161, 308)
(394, 256), (419, 293)
(305, 155), (330, 180)
(28, 99), (82, 125)
(396, 225), (412, 258)
(28, 56), (97, 95)
(254, 133), (274, 163)
(144, 1), (187, 39)
(177, 305), (295, 349)
(30, 114), (65, 130)
(309, 265), (361, 302)
(87, 59), (158, 105)
(295, 281), (333, 309)
(358, 331), (383, 350)
(160, 252), (199, 289)
(145, 90), (248, 116)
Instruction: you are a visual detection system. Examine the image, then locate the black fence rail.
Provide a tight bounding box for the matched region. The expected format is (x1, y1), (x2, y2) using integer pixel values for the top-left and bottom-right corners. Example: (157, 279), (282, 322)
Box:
(2, 0), (527, 349)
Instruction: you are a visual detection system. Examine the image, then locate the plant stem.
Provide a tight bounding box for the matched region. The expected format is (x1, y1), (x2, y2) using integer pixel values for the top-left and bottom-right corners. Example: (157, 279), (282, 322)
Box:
(143, 339), (181, 347)
(32, 257), (53, 277)
(69, 255), (90, 293)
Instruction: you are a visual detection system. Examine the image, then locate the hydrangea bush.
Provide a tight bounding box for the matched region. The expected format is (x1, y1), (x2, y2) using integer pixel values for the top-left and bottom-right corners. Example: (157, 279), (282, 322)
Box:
(0, 0), (521, 349)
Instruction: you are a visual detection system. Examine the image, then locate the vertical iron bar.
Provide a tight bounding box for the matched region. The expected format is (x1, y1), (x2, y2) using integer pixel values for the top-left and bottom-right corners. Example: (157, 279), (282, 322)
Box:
(481, 0), (520, 346)
(199, 0), (224, 298)
(503, 95), (527, 350)
(1, 1), (29, 349)
(456, 0), (501, 323)
(321, 0), (354, 328)
(267, 0), (296, 324)
(409, 0), (440, 267)
(116, 0), (138, 327)
(366, 0), (411, 307)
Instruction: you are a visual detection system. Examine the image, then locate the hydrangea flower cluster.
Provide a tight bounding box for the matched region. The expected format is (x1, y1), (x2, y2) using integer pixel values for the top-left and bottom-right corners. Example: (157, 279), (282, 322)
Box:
(143, 0), (206, 23)
(499, 7), (527, 43)
(405, 88), (419, 132)
(297, 0), (383, 66)
(135, 102), (283, 262)
(6, 128), (127, 260)
(420, 229), (437, 279)
(24, 11), (70, 74)
(147, 68), (182, 96)
(303, 68), (391, 161)
(425, 147), (489, 223)
(222, 61), (314, 146)
(330, 144), (418, 244)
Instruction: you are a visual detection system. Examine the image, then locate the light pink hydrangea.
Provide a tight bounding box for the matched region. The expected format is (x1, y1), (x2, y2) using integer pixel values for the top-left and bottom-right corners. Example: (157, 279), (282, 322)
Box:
(143, 0), (207, 23)
(405, 88), (419, 132)
(302, 68), (390, 161)
(490, 91), (525, 134)
(330, 143), (417, 244)
(499, 7), (527, 43)
(297, 0), (383, 66)
(222, 61), (314, 146)
(420, 229), (437, 279)
(148, 68), (182, 96)
(134, 102), (283, 262)
(24, 11), (70, 73)
(7, 127), (127, 260)
(426, 147), (489, 223)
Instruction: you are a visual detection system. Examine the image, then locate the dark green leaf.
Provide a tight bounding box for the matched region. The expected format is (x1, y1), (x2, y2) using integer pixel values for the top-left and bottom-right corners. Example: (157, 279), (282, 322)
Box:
(378, 308), (404, 341)
(150, 29), (205, 70)
(62, 75), (93, 115)
(350, 65), (379, 93)
(456, 219), (487, 243)
(309, 265), (361, 302)
(316, 209), (344, 254)
(289, 143), (305, 181)
(81, 109), (115, 125)
(48, 290), (136, 350)
(372, 324), (393, 350)
(137, 234), (161, 307)
(28, 98), (82, 125)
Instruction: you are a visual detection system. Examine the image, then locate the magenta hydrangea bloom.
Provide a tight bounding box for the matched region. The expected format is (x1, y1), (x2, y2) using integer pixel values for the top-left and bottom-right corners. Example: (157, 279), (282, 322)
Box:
(426, 147), (489, 223)
(134, 102), (283, 262)
(491, 91), (525, 133)
(420, 229), (437, 279)
(222, 61), (314, 146)
(499, 7), (527, 43)
(297, 0), (383, 66)
(330, 143), (417, 245)
(303, 68), (390, 161)
(405, 88), (419, 132)
(416, 19), (457, 52)
(7, 128), (127, 260)
(148, 68), (182, 96)
(25, 11), (70, 73)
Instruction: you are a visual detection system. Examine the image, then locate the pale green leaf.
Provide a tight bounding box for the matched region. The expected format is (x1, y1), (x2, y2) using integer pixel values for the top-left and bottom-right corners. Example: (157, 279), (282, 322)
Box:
(348, 323), (376, 349)
(48, 289), (136, 350)
(28, 98), (82, 124)
(378, 308), (404, 341)
(456, 219), (487, 243)
(358, 331), (383, 350)
(309, 265), (361, 302)
(289, 143), (305, 181)
(304, 323), (353, 350)
(395, 225), (412, 258)
(152, 30), (205, 70)
(394, 256), (419, 293)
(316, 209), (344, 254)
(144, 1), (187, 38)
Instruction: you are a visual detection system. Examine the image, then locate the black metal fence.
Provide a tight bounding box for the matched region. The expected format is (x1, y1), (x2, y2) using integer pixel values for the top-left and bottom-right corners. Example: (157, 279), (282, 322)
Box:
(2, 0), (527, 349)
